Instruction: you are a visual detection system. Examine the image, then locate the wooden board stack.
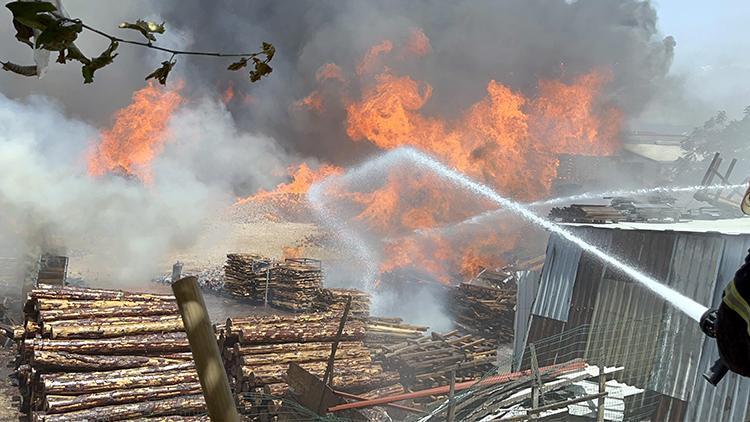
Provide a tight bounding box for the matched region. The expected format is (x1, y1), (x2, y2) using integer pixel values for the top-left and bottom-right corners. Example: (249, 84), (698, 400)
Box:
(223, 254), (275, 303)
(268, 259), (323, 312)
(15, 284), (208, 421)
(449, 281), (517, 342)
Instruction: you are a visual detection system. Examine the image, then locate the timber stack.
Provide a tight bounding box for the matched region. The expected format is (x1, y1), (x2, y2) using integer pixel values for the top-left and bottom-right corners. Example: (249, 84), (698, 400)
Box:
(379, 329), (497, 389)
(268, 259), (323, 312)
(448, 281), (516, 341)
(15, 284), (208, 421)
(364, 317), (427, 352)
(223, 313), (399, 404)
(316, 288), (371, 319)
(223, 253), (275, 303)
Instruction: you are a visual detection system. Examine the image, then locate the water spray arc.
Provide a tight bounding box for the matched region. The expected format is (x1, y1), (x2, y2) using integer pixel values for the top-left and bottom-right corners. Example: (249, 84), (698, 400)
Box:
(417, 183), (746, 239)
(309, 147), (708, 322)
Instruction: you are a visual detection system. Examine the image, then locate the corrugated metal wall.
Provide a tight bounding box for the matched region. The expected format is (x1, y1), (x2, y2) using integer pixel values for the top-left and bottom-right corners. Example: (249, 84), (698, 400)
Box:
(525, 226), (750, 422)
(513, 269), (541, 364)
(687, 235), (750, 422)
(531, 235), (582, 321)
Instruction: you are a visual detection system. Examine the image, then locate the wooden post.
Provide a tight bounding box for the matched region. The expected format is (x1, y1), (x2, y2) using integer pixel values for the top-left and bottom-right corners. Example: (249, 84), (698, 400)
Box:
(264, 267), (270, 306)
(447, 369), (456, 422)
(596, 366), (606, 422)
(318, 296), (352, 414)
(171, 261), (183, 282)
(529, 343), (542, 420)
(172, 276), (239, 422)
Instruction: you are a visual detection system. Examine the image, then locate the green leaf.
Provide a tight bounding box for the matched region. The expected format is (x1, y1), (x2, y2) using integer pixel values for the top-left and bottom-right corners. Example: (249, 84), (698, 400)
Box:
(261, 42), (275, 61)
(6, 1), (56, 18)
(35, 19), (82, 51)
(81, 41), (119, 84)
(6, 1), (57, 30)
(227, 57), (248, 71)
(145, 60), (175, 85)
(119, 20), (165, 42)
(249, 59), (272, 82)
(57, 44), (90, 65)
(13, 19), (34, 47)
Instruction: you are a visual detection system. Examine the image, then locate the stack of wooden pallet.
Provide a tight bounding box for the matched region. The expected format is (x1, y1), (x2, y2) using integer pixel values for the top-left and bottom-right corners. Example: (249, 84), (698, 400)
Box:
(268, 259), (323, 312)
(222, 313), (398, 400)
(448, 281), (516, 341)
(223, 253), (275, 302)
(16, 284), (208, 421)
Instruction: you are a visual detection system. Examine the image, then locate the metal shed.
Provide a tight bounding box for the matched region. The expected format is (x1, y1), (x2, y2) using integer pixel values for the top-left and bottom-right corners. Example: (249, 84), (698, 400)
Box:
(517, 218), (750, 422)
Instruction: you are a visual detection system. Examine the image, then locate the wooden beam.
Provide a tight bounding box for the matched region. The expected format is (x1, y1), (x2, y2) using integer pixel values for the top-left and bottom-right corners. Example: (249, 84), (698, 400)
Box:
(172, 276), (239, 422)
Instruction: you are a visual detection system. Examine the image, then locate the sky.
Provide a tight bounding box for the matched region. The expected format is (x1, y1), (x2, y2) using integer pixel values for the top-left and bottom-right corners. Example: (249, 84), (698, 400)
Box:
(655, 0), (750, 121)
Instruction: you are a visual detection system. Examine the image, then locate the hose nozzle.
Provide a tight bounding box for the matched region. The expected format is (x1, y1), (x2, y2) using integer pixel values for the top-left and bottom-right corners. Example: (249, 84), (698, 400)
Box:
(700, 309), (718, 338)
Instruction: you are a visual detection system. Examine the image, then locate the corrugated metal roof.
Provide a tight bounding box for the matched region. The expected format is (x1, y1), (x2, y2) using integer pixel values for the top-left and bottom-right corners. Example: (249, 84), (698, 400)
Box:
(531, 234), (582, 321)
(687, 235), (750, 422)
(648, 233), (723, 400)
(563, 218), (750, 235)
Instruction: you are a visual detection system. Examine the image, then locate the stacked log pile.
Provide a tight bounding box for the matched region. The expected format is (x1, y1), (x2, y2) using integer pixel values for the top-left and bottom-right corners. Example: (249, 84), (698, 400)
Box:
(16, 284), (208, 421)
(268, 259), (323, 312)
(379, 330), (497, 389)
(448, 281), (516, 341)
(223, 313), (398, 400)
(223, 254), (275, 302)
(316, 288), (371, 319)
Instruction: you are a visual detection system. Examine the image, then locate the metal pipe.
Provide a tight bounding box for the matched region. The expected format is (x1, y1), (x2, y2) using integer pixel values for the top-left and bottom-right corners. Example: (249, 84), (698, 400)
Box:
(327, 359), (586, 413)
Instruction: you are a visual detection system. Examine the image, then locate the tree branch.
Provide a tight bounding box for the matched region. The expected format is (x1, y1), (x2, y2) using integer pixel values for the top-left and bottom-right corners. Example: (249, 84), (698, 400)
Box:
(62, 18), (265, 59)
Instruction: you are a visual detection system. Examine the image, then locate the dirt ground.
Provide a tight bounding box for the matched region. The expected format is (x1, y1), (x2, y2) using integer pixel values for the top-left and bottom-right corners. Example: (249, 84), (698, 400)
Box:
(0, 348), (19, 422)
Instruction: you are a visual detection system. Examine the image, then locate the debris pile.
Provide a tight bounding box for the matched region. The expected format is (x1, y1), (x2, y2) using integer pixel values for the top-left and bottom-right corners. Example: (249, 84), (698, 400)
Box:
(549, 204), (626, 223)
(379, 330), (497, 389)
(449, 281), (516, 341)
(15, 284), (207, 421)
(222, 313), (399, 401)
(609, 195), (682, 222)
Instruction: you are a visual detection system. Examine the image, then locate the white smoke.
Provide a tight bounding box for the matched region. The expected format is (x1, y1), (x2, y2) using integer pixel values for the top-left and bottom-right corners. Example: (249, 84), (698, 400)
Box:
(0, 92), (293, 284)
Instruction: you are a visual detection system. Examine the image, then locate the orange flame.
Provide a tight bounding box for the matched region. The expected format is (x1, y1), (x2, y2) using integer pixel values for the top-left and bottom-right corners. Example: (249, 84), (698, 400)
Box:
(246, 29), (623, 284)
(87, 81), (183, 183)
(236, 163), (342, 205)
(356, 40), (393, 76)
(403, 28), (431, 57)
(222, 83), (235, 105)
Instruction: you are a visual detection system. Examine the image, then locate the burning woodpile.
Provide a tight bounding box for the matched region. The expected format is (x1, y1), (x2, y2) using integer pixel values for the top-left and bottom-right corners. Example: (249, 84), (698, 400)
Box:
(15, 284), (207, 421)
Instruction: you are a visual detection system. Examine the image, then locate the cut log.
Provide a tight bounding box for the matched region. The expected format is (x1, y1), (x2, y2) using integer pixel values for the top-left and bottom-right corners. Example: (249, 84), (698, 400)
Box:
(39, 304), (178, 322)
(25, 332), (190, 355)
(31, 285), (175, 302)
(236, 320), (366, 345)
(44, 382), (202, 414)
(32, 351), (185, 372)
(48, 318), (185, 339)
(32, 394), (205, 421)
(42, 367), (198, 395)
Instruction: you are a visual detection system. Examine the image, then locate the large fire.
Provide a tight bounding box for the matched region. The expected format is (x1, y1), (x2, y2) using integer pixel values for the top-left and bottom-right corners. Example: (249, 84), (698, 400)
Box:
(87, 81), (183, 183)
(92, 28), (623, 285)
